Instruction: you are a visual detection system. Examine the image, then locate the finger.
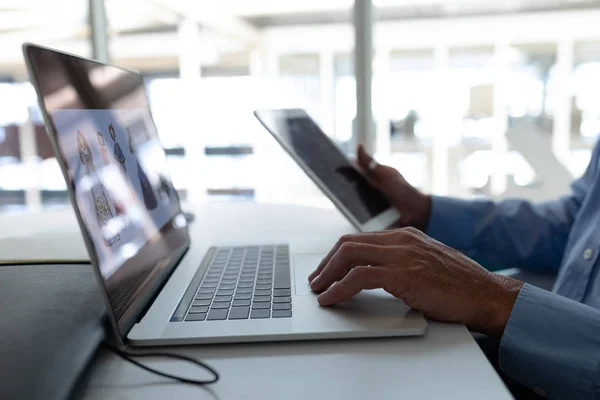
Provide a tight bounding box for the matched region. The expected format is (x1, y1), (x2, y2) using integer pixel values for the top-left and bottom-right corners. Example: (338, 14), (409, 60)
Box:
(318, 266), (390, 306)
(356, 145), (373, 175)
(308, 231), (403, 283)
(310, 242), (391, 292)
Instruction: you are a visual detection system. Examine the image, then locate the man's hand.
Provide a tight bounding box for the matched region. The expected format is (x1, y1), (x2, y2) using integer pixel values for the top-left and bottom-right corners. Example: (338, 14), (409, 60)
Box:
(308, 228), (523, 339)
(357, 145), (431, 231)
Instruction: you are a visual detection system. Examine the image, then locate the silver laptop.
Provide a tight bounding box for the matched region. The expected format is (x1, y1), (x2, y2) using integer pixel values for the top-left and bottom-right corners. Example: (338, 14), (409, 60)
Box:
(24, 43), (427, 347)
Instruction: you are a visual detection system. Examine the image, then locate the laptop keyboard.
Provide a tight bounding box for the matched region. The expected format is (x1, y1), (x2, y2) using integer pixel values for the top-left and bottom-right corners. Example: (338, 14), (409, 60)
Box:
(183, 245), (292, 322)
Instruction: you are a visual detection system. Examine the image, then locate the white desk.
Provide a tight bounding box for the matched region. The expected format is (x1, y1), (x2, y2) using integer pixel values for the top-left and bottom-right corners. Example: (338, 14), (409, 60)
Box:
(0, 202), (512, 400)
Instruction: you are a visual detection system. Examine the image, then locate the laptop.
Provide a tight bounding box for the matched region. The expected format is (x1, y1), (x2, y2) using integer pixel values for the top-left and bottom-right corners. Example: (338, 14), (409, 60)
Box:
(24, 44), (427, 347)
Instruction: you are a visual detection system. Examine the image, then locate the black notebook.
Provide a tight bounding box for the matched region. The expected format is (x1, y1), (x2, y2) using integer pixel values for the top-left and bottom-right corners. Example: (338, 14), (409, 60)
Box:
(0, 263), (104, 400)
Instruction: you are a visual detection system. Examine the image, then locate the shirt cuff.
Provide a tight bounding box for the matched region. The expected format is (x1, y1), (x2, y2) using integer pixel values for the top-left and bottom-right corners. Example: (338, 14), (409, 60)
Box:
(499, 283), (600, 399)
(426, 196), (478, 250)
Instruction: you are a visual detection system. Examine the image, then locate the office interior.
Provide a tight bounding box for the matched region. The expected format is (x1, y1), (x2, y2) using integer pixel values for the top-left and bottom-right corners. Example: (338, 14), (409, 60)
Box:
(1, 0), (599, 217)
(4, 2), (600, 400)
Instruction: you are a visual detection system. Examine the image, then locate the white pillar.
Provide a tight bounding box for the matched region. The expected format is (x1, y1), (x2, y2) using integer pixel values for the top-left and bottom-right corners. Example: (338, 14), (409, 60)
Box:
(177, 19), (205, 203)
(431, 45), (450, 196)
(374, 48), (391, 160)
(178, 19), (202, 80)
(353, 0), (374, 154)
(88, 0), (109, 63)
(319, 50), (335, 136)
(553, 38), (574, 164)
(490, 42), (510, 196)
(19, 120), (41, 209)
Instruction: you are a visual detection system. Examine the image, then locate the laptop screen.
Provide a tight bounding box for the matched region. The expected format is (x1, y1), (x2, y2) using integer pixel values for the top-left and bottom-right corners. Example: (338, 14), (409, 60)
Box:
(25, 45), (190, 338)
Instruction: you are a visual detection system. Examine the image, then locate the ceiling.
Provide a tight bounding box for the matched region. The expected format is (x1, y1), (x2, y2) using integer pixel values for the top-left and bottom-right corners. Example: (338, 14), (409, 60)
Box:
(1, 0), (600, 74)
(2, 0), (600, 39)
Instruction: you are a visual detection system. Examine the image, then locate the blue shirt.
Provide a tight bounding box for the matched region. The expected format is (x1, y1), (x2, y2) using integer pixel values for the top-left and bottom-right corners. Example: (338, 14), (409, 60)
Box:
(426, 139), (600, 399)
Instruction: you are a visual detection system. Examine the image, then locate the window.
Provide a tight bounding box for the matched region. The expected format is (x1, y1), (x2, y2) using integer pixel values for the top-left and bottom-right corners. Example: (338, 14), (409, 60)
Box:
(0, 1), (91, 211)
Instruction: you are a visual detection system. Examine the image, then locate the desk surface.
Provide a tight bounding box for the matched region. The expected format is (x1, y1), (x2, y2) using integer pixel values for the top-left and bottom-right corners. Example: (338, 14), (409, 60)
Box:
(0, 202), (512, 400)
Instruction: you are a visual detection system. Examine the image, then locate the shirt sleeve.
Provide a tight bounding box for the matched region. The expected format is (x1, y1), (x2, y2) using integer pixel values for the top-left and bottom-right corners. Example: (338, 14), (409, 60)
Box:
(425, 141), (598, 274)
(499, 284), (600, 399)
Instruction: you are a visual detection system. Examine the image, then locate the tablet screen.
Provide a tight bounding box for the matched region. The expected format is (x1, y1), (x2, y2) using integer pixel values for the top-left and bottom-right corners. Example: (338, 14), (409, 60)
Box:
(258, 110), (391, 224)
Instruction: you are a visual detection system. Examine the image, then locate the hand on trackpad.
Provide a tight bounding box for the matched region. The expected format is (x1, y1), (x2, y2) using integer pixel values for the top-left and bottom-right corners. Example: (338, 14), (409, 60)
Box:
(293, 254), (324, 296)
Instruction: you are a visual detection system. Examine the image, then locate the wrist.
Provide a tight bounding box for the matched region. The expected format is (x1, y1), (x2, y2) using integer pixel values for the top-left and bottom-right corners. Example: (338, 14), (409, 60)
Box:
(412, 194), (432, 232)
(484, 275), (524, 340)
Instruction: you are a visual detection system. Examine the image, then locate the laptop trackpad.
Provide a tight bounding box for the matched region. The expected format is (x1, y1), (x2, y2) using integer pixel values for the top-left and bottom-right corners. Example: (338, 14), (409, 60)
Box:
(293, 253), (325, 296)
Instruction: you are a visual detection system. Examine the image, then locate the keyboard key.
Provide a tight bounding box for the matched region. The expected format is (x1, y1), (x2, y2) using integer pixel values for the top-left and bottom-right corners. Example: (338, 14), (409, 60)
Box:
(207, 309), (228, 320)
(232, 299), (251, 307)
(238, 282), (254, 288)
(218, 284), (235, 290)
(228, 306), (250, 320)
(256, 279), (272, 285)
(272, 310), (292, 318)
(201, 281), (218, 286)
(234, 293), (252, 300)
(252, 302), (270, 309)
(255, 284), (272, 290)
(272, 303), (291, 310)
(198, 287), (216, 294)
(250, 309), (270, 319)
(220, 278), (237, 285)
(192, 299), (212, 307)
(273, 296), (291, 303)
(186, 313), (207, 321)
(189, 306), (209, 313)
(211, 302), (230, 309)
(274, 274), (291, 289)
(195, 293), (214, 300)
(273, 289), (291, 297)
(253, 296), (271, 303)
(239, 278), (255, 284)
(216, 289), (234, 296)
(254, 289), (271, 297)
(214, 295), (232, 302)
(236, 287), (253, 294)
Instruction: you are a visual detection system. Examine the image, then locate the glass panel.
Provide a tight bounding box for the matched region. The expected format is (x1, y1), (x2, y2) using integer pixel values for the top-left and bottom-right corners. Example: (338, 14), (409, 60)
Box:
(105, 1), (354, 206)
(0, 1), (91, 212)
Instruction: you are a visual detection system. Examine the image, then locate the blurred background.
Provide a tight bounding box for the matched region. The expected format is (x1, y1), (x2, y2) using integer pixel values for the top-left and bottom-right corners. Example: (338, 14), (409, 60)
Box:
(0, 0), (599, 213)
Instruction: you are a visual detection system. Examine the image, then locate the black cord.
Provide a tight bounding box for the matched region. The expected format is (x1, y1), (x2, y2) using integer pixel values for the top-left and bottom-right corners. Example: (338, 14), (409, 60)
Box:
(102, 341), (219, 386)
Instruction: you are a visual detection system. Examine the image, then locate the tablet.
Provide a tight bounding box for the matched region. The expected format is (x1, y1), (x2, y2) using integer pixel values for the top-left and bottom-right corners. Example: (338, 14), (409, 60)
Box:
(254, 109), (400, 232)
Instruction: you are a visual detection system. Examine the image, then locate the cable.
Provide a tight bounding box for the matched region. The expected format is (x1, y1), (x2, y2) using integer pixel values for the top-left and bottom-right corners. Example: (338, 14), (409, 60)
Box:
(102, 341), (220, 386)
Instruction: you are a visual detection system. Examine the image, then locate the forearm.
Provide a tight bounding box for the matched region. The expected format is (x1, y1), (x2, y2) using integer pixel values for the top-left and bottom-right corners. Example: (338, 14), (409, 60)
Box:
(499, 284), (600, 399)
(426, 196), (572, 273)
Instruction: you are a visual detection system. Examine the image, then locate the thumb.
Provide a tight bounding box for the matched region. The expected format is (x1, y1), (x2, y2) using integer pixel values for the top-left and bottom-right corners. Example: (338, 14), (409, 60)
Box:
(357, 145), (372, 174)
(357, 145), (384, 183)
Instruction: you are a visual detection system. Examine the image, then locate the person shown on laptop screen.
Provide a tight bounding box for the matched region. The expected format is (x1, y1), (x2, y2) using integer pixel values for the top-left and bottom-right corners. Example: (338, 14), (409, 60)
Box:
(26, 47), (189, 325)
